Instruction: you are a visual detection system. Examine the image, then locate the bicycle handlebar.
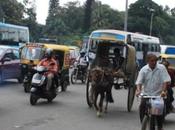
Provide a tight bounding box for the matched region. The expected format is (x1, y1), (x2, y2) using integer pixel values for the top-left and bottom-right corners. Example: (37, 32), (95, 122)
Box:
(138, 93), (163, 99)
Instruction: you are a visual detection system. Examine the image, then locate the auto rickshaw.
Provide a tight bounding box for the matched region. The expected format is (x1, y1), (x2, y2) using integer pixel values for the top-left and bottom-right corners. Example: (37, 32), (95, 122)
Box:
(159, 53), (175, 70)
(86, 29), (138, 113)
(20, 43), (70, 92)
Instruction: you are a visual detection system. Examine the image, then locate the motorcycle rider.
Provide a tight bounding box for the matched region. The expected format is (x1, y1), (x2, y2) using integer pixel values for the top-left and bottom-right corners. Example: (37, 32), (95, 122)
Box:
(38, 48), (58, 92)
(75, 51), (89, 74)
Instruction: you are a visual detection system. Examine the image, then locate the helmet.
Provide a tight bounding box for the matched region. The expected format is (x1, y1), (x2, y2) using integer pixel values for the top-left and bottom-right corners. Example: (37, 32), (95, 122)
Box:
(45, 48), (53, 59)
(80, 51), (86, 57)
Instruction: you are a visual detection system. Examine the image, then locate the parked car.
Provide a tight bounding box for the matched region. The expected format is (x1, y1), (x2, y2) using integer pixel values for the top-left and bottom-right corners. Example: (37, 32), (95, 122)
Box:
(0, 45), (22, 83)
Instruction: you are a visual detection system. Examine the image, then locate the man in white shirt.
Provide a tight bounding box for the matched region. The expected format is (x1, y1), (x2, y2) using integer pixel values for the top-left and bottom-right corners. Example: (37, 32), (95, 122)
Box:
(136, 53), (171, 130)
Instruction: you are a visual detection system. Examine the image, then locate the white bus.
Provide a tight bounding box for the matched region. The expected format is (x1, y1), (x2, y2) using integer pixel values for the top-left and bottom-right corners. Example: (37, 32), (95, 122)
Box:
(0, 22), (29, 48)
(88, 29), (160, 69)
(127, 32), (160, 68)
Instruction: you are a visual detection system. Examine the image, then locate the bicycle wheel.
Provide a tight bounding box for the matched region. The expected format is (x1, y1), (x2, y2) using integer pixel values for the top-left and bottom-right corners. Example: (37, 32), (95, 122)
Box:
(141, 116), (151, 130)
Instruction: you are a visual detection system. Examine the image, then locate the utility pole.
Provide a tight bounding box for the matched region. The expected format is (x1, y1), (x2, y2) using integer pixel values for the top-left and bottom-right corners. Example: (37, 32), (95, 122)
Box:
(124, 0), (128, 31)
(149, 9), (155, 36)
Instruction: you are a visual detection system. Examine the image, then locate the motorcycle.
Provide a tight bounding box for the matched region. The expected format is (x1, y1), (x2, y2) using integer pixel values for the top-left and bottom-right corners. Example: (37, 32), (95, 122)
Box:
(30, 66), (57, 105)
(71, 62), (87, 84)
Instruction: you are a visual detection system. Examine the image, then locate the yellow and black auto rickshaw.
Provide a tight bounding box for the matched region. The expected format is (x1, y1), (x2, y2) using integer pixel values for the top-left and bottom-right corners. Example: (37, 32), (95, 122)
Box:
(20, 43), (70, 92)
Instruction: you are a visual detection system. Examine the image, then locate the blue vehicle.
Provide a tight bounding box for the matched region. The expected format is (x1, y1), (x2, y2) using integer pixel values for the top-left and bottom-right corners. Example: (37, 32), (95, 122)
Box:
(0, 45), (22, 83)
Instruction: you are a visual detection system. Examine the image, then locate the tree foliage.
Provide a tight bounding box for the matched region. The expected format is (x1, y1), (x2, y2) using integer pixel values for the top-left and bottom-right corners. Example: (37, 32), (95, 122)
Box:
(0, 0), (24, 24)
(1, 0), (175, 45)
(83, 0), (94, 32)
(128, 0), (175, 44)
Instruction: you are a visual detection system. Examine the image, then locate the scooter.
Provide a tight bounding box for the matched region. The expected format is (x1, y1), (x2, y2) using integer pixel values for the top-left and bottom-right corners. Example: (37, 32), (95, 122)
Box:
(30, 66), (57, 105)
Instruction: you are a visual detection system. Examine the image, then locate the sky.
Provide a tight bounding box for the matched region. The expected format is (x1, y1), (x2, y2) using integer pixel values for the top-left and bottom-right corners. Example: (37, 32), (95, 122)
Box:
(35, 0), (175, 25)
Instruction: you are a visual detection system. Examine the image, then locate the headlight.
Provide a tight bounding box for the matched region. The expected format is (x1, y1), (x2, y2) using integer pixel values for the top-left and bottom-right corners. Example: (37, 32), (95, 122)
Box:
(22, 65), (27, 68)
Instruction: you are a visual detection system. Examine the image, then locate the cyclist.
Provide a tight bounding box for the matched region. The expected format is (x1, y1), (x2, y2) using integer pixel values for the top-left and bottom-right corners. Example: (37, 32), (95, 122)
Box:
(136, 53), (171, 130)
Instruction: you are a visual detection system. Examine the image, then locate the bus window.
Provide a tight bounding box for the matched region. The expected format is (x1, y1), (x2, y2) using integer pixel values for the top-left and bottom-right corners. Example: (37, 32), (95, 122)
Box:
(155, 45), (160, 52)
(157, 45), (160, 52)
(148, 44), (152, 51)
(133, 42), (137, 50)
(138, 43), (142, 51)
(151, 44), (156, 52)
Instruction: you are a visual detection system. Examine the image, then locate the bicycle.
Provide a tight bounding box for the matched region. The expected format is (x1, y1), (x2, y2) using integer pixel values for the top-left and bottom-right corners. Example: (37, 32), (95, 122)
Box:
(138, 93), (166, 130)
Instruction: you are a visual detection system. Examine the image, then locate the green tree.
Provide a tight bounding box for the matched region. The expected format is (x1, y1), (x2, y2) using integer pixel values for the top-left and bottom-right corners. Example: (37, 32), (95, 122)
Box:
(22, 0), (38, 41)
(83, 0), (94, 32)
(127, 0), (175, 44)
(0, 0), (24, 24)
(45, 0), (64, 37)
(91, 2), (124, 31)
(171, 7), (175, 16)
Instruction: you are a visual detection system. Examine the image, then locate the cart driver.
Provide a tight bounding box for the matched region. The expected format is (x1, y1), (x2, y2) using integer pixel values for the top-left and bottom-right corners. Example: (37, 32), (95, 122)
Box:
(112, 48), (126, 80)
(113, 48), (124, 69)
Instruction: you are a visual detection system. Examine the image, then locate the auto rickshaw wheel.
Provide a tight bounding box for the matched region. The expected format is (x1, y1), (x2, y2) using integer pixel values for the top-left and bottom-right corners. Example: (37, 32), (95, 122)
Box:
(86, 77), (93, 108)
(24, 83), (31, 93)
(61, 81), (68, 92)
(18, 77), (23, 83)
(127, 85), (136, 112)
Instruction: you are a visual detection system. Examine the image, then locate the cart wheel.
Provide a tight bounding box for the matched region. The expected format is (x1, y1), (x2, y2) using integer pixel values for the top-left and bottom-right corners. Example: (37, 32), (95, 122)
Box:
(127, 85), (136, 112)
(47, 97), (54, 103)
(86, 78), (93, 108)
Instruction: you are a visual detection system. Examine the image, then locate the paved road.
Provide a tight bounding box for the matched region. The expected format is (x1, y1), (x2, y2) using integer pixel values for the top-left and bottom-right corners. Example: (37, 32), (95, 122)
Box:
(0, 80), (174, 130)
